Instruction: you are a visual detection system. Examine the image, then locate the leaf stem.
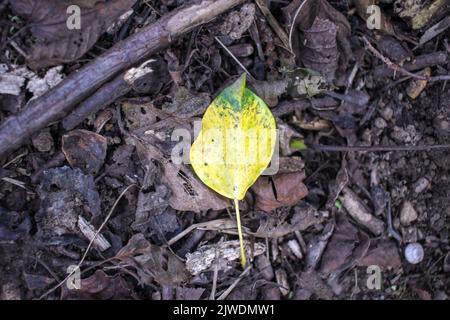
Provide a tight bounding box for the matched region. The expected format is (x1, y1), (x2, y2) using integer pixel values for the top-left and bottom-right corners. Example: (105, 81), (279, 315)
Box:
(234, 198), (247, 268)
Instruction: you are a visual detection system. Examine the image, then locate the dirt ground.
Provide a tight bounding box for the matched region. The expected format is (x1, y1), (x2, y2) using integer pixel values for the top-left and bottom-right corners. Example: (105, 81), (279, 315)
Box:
(0, 0), (449, 300)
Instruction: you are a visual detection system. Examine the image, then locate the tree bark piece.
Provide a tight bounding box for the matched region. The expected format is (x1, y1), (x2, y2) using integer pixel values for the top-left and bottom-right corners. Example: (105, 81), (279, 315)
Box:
(0, 0), (246, 159)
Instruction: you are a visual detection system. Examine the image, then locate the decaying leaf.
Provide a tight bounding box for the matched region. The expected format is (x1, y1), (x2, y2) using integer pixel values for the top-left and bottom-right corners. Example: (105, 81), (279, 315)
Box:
(394, 0), (448, 30)
(36, 166), (101, 238)
(175, 287), (205, 300)
(115, 233), (188, 286)
(339, 187), (385, 235)
(356, 241), (402, 270)
(278, 121), (304, 156)
(406, 68), (431, 99)
(287, 68), (329, 98)
(218, 3), (256, 40)
(185, 240), (265, 275)
(0, 64), (63, 98)
(253, 202), (323, 238)
(320, 213), (371, 274)
(61, 270), (135, 300)
(10, 0), (136, 69)
(296, 271), (334, 300)
(131, 121), (230, 213)
(252, 172), (308, 212)
(190, 74), (276, 266)
(62, 129), (107, 175)
(283, 0), (352, 81)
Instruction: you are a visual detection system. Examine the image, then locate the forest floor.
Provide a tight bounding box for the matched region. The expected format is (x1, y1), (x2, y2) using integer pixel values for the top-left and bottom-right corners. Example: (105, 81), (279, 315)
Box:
(0, 0), (449, 300)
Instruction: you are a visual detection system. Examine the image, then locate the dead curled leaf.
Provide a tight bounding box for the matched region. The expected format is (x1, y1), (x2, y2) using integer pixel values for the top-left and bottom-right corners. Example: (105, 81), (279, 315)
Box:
(252, 172), (308, 212)
(283, 0), (352, 81)
(10, 0), (136, 69)
(320, 213), (370, 274)
(61, 270), (135, 300)
(115, 233), (188, 286)
(253, 202), (323, 238)
(296, 271), (334, 300)
(356, 241), (402, 270)
(36, 166), (101, 238)
(62, 129), (107, 176)
(132, 117), (230, 213)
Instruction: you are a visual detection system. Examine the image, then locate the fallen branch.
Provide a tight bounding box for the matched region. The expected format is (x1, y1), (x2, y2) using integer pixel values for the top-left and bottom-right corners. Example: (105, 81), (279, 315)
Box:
(372, 51), (448, 79)
(62, 58), (157, 130)
(363, 37), (450, 82)
(0, 0), (246, 159)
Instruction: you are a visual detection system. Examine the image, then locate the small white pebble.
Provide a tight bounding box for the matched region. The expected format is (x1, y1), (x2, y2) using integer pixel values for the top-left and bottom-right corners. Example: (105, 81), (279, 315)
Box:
(405, 243), (424, 264)
(374, 117), (387, 129)
(413, 177), (429, 194)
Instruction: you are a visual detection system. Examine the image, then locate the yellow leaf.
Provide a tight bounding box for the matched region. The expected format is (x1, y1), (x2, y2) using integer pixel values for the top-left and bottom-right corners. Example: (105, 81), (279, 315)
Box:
(190, 74), (277, 267)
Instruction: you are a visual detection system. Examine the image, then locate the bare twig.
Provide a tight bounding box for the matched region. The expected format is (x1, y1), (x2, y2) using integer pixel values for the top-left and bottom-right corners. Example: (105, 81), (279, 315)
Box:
(217, 265), (252, 300)
(214, 36), (255, 81)
(254, 0), (289, 49)
(363, 37), (429, 80)
(363, 37), (450, 82)
(288, 0), (309, 57)
(311, 143), (450, 153)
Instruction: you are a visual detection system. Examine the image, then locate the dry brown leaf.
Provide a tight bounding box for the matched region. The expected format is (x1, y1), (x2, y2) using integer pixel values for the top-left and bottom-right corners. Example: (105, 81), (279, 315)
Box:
(10, 0), (136, 69)
(175, 287), (205, 300)
(356, 241), (402, 270)
(254, 202), (323, 238)
(283, 0), (352, 81)
(61, 270), (135, 300)
(252, 172), (308, 212)
(134, 133), (229, 213)
(115, 234), (188, 286)
(320, 213), (371, 274)
(62, 129), (107, 175)
(296, 271), (334, 300)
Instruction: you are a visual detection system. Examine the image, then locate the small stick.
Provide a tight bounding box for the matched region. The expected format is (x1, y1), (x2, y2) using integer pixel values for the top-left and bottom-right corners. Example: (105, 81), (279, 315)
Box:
(387, 198), (402, 243)
(311, 143), (450, 153)
(209, 250), (219, 300)
(255, 0), (289, 49)
(288, 0), (309, 57)
(363, 37), (450, 82)
(214, 36), (255, 81)
(217, 265), (252, 300)
(363, 37), (429, 80)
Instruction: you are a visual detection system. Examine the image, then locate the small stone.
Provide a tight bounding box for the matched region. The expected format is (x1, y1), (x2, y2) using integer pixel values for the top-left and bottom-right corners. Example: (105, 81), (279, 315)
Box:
(413, 177), (430, 194)
(381, 106), (393, 121)
(438, 120), (449, 131)
(32, 129), (54, 152)
(400, 201), (418, 226)
(405, 243), (424, 264)
(374, 117), (387, 129)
